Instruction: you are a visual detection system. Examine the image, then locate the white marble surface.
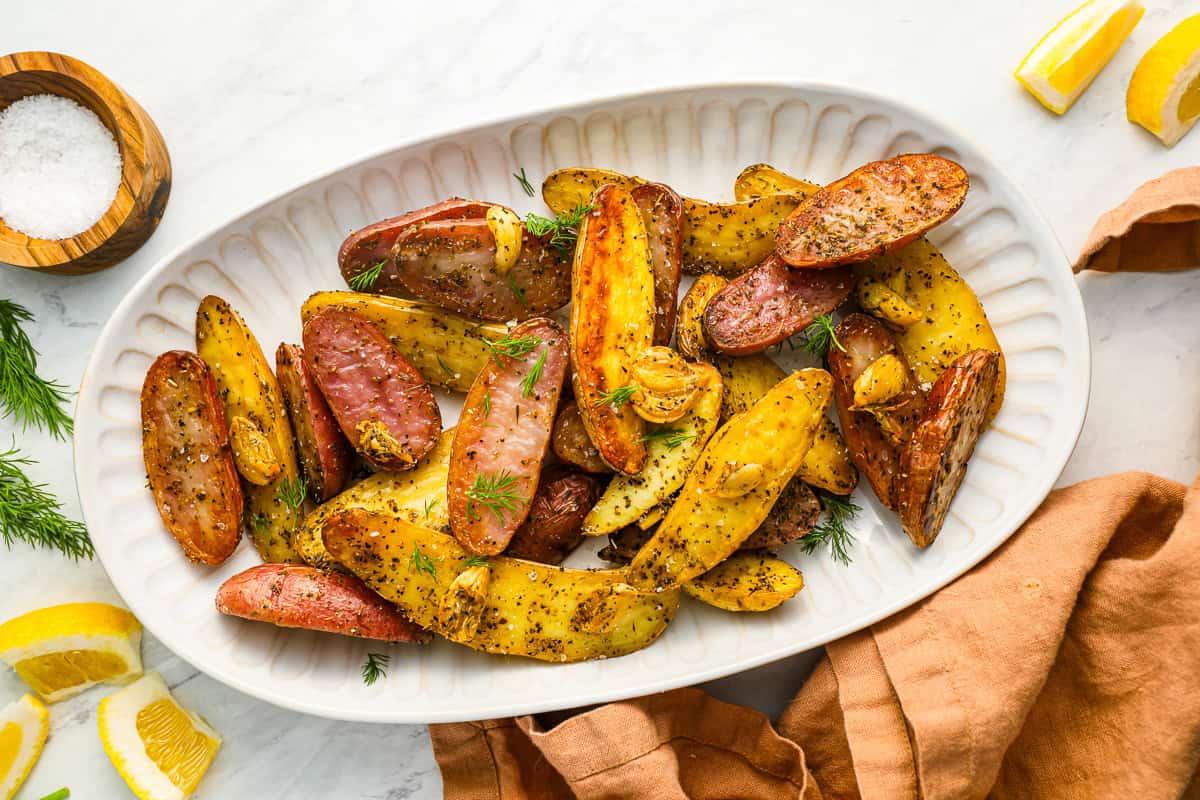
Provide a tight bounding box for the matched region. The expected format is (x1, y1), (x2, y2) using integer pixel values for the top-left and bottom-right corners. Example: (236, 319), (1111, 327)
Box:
(3, 0), (1200, 796)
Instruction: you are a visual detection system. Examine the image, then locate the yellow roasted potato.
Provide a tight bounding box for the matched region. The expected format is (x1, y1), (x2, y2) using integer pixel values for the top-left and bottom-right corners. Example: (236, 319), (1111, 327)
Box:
(676, 275), (727, 360)
(293, 429), (453, 570)
(570, 184), (656, 475)
(583, 363), (723, 536)
(682, 552), (805, 612)
(323, 508), (680, 662)
(733, 163), (821, 201)
(542, 167), (804, 277)
(854, 237), (1006, 422)
(300, 292), (506, 393)
(715, 353), (857, 495)
(196, 295), (301, 563)
(627, 369), (832, 591)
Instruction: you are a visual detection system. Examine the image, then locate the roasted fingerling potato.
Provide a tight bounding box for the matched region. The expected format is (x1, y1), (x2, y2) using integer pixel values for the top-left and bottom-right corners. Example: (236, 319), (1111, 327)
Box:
(323, 508), (680, 662)
(631, 183), (685, 346)
(276, 343), (354, 501)
(733, 164), (821, 201)
(682, 552), (805, 612)
(627, 369), (833, 592)
(551, 402), (613, 474)
(141, 350), (243, 565)
(740, 475), (821, 549)
(505, 468), (603, 565)
(570, 184), (656, 475)
(195, 295), (303, 563)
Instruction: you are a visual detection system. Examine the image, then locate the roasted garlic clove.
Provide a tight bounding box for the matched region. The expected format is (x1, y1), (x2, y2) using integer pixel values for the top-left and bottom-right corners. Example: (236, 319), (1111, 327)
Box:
(437, 565), (492, 641)
(629, 346), (700, 424)
(852, 354), (910, 409)
(228, 415), (281, 485)
(711, 461), (765, 499)
(486, 206), (524, 276)
(356, 419), (415, 467)
(858, 279), (923, 328)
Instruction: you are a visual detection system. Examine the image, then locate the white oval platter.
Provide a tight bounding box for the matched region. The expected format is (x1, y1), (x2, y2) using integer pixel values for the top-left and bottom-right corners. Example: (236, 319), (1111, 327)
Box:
(74, 83), (1089, 723)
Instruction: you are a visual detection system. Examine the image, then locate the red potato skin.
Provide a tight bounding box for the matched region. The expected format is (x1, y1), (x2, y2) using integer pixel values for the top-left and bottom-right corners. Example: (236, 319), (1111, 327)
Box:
(389, 216), (571, 322)
(275, 344), (354, 501)
(302, 308), (441, 471)
(740, 476), (821, 549)
(216, 564), (429, 643)
(448, 318), (570, 555)
(631, 183), (684, 346)
(775, 154), (969, 269)
(141, 351), (242, 565)
(338, 198), (491, 287)
(505, 469), (603, 564)
(703, 254), (855, 355)
(551, 402), (613, 474)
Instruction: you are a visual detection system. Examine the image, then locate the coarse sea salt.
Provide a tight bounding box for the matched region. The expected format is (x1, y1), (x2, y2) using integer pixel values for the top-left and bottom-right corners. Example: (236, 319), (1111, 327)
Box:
(0, 94), (123, 240)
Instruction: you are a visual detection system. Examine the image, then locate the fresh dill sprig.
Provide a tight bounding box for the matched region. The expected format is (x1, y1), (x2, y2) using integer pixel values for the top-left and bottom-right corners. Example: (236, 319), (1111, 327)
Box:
(524, 202), (594, 254)
(465, 470), (526, 523)
(251, 513), (269, 533)
(481, 391), (491, 418)
(0, 445), (92, 559)
(436, 356), (455, 377)
(463, 554), (491, 568)
(38, 790), (70, 800)
(276, 476), (307, 528)
(483, 333), (542, 366)
(505, 274), (527, 307)
(520, 350), (547, 398)
(799, 492), (861, 566)
(801, 314), (845, 359)
(0, 300), (73, 439)
(513, 168), (536, 198)
(637, 428), (696, 449)
(423, 497), (438, 519)
(409, 545), (438, 577)
(594, 384), (639, 411)
(361, 652), (389, 686)
(348, 260), (386, 291)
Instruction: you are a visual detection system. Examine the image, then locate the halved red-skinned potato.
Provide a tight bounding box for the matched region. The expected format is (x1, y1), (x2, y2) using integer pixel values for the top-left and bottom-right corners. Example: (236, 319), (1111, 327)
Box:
(302, 307), (441, 471)
(504, 468), (603, 565)
(570, 184), (656, 475)
(551, 402), (612, 474)
(216, 563), (429, 643)
(275, 344), (354, 502)
(141, 350), (243, 565)
(775, 154), (969, 269)
(631, 183), (684, 345)
(827, 314), (925, 510)
(740, 476), (822, 550)
(338, 198), (491, 288)
(897, 349), (999, 548)
(703, 254), (855, 355)
(448, 318), (570, 555)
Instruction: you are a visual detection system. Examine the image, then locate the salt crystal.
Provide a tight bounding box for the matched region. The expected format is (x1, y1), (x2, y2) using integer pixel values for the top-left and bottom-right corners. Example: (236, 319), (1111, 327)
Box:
(0, 94), (123, 240)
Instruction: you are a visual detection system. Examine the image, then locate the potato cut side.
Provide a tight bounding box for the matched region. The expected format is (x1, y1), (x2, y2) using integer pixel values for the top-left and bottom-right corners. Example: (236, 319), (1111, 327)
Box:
(733, 164), (822, 201)
(683, 552), (805, 612)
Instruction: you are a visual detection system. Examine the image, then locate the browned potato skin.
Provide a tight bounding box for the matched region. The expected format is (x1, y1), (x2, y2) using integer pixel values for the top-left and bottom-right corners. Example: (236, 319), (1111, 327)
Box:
(897, 350), (999, 548)
(551, 402), (612, 474)
(828, 314), (925, 510)
(505, 469), (602, 564)
(675, 275), (728, 360)
(141, 351), (242, 565)
(275, 344), (354, 502)
(775, 154), (969, 269)
(631, 183), (684, 346)
(570, 184), (655, 475)
(741, 476), (821, 549)
(734, 164), (821, 200)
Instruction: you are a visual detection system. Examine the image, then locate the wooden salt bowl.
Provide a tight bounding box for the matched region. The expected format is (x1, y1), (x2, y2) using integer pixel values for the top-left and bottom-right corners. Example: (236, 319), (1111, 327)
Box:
(0, 51), (171, 275)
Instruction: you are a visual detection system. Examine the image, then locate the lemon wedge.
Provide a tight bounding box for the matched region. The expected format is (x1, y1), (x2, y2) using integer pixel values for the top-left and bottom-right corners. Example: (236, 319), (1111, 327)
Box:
(0, 603), (143, 703)
(0, 694), (49, 800)
(1016, 0), (1144, 114)
(1127, 14), (1200, 145)
(99, 673), (221, 800)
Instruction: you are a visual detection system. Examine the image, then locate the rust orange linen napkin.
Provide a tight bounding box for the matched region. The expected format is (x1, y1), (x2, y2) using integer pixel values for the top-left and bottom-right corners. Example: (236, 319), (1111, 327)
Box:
(430, 471), (1200, 798)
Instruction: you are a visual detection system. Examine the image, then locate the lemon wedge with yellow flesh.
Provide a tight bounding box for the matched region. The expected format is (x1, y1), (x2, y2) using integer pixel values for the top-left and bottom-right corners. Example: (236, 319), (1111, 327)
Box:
(99, 673), (221, 800)
(1016, 0), (1144, 114)
(0, 694), (49, 800)
(0, 603), (143, 703)
(1128, 14), (1200, 145)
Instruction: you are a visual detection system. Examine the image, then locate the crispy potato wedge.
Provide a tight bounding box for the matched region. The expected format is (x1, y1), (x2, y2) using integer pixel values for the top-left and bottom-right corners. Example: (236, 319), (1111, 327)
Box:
(627, 369), (832, 592)
(713, 353), (857, 495)
(570, 184), (656, 474)
(682, 552), (805, 612)
(583, 363), (722, 536)
(293, 429), (453, 570)
(551, 402), (612, 474)
(542, 167), (806, 277)
(854, 237), (1006, 422)
(276, 344), (354, 501)
(216, 564), (429, 643)
(703, 254), (854, 355)
(632, 183), (684, 345)
(506, 469), (602, 565)
(300, 292), (505, 393)
(897, 350), (999, 547)
(741, 476), (821, 549)
(324, 508), (680, 662)
(141, 350), (243, 565)
(196, 296), (302, 563)
(734, 164), (821, 201)
(675, 274), (727, 360)
(448, 318), (569, 555)
(776, 154), (969, 269)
